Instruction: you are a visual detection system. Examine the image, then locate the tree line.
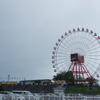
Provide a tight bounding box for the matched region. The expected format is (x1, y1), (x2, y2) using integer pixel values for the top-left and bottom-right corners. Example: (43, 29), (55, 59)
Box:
(53, 71), (74, 84)
(53, 71), (98, 86)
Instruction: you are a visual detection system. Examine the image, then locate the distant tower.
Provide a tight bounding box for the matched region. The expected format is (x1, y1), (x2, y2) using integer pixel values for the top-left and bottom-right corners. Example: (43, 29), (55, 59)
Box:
(8, 74), (10, 81)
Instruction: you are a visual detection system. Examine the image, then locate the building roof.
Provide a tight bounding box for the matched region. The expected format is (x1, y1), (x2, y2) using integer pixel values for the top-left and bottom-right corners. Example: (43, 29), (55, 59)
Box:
(1, 81), (18, 85)
(19, 79), (51, 82)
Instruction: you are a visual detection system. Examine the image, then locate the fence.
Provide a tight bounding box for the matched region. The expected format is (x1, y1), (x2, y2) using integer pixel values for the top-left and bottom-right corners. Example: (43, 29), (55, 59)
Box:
(0, 94), (100, 100)
(39, 95), (100, 100)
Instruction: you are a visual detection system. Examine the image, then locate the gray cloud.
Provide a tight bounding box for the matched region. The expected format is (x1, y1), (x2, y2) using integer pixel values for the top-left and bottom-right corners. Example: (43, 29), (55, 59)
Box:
(0, 0), (100, 81)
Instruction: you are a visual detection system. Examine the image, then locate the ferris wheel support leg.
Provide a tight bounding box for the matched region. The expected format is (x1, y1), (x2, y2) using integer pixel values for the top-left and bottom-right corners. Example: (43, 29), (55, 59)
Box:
(77, 62), (85, 80)
(79, 64), (81, 80)
(78, 59), (91, 79)
(81, 65), (85, 80)
(72, 62), (77, 80)
(68, 62), (73, 71)
(79, 63), (85, 80)
(72, 62), (76, 73)
(82, 63), (91, 78)
(76, 63), (78, 80)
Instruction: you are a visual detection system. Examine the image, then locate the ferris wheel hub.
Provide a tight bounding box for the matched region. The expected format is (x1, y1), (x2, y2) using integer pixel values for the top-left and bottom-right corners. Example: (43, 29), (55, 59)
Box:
(71, 53), (84, 63)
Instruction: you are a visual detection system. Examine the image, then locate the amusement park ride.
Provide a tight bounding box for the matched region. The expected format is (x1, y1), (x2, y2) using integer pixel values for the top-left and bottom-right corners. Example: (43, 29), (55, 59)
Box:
(52, 28), (100, 81)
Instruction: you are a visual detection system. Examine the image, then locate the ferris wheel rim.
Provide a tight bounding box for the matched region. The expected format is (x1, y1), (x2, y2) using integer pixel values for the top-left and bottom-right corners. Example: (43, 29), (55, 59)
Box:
(52, 28), (100, 79)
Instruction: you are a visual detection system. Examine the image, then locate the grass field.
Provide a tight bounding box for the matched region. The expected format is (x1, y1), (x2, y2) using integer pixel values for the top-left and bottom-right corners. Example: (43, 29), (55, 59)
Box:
(65, 86), (100, 94)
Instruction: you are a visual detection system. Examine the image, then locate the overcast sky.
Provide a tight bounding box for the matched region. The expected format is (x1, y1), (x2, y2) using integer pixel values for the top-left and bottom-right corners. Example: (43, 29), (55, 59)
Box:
(0, 0), (100, 81)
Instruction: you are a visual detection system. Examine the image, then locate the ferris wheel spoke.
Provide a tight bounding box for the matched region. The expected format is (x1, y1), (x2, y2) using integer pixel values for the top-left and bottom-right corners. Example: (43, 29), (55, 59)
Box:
(56, 58), (67, 62)
(55, 57), (68, 60)
(57, 52), (70, 55)
(89, 46), (100, 53)
(88, 38), (97, 46)
(85, 56), (100, 61)
(89, 47), (100, 53)
(56, 55), (68, 58)
(61, 41), (72, 52)
(69, 41), (89, 55)
(89, 44), (99, 52)
(60, 45), (71, 52)
(57, 63), (68, 71)
(85, 56), (100, 60)
(55, 60), (66, 65)
(89, 41), (100, 48)
(87, 34), (98, 47)
(85, 60), (99, 71)
(92, 68), (100, 77)
(60, 37), (75, 51)
(85, 58), (99, 67)
(57, 50), (70, 55)
(88, 50), (100, 54)
(56, 59), (70, 67)
(85, 63), (95, 73)
(80, 35), (98, 52)
(64, 37), (74, 48)
(55, 59), (68, 66)
(58, 65), (68, 72)
(56, 54), (69, 57)
(85, 61), (97, 73)
(55, 63), (66, 70)
(64, 36), (83, 51)
(55, 61), (70, 71)
(86, 54), (100, 56)
(85, 58), (100, 64)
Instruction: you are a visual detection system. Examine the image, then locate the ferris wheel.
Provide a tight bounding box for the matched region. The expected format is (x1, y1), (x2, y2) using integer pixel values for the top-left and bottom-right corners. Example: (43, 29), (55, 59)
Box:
(52, 28), (100, 81)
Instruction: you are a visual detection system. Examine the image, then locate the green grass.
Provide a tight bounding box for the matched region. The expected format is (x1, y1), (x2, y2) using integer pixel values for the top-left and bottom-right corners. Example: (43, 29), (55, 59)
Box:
(65, 86), (100, 94)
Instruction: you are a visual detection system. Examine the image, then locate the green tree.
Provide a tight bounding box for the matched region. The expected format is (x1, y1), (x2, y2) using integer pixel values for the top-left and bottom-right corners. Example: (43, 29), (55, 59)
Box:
(88, 77), (96, 87)
(0, 85), (4, 91)
(53, 71), (75, 84)
(34, 80), (41, 85)
(53, 71), (66, 80)
(65, 71), (74, 84)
